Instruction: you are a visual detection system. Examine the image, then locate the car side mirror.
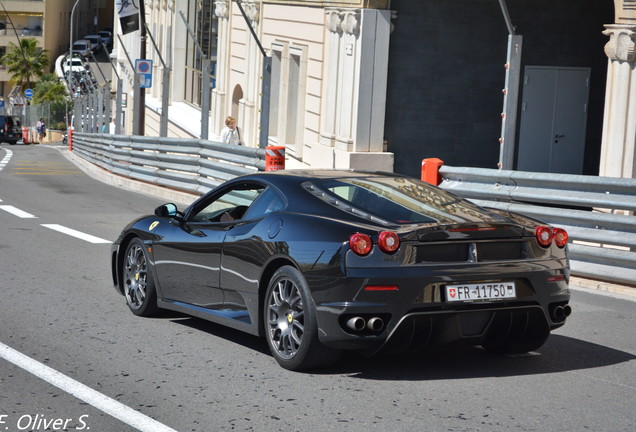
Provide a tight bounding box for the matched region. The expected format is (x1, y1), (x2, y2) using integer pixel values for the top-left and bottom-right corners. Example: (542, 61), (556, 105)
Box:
(155, 203), (180, 218)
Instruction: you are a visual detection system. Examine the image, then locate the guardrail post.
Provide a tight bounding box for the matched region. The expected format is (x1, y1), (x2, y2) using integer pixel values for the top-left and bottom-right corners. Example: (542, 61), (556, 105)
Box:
(266, 146), (285, 171)
(421, 158), (444, 185)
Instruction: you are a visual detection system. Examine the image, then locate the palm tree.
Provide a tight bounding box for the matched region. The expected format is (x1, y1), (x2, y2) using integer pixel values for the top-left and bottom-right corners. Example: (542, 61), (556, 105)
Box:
(32, 74), (68, 105)
(32, 74), (71, 130)
(0, 37), (50, 90)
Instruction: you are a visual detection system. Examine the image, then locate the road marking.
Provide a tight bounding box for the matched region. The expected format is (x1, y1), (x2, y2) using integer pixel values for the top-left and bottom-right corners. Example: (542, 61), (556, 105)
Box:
(0, 205), (38, 218)
(11, 161), (81, 175)
(0, 148), (13, 171)
(0, 342), (178, 432)
(41, 224), (112, 244)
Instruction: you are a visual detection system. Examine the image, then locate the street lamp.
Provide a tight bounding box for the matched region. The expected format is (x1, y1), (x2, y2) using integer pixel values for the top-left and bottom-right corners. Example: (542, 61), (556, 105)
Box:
(68, 0), (80, 131)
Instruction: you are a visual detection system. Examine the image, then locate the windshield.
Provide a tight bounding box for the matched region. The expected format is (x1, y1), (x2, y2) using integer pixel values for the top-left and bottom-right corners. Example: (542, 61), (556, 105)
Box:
(306, 176), (504, 226)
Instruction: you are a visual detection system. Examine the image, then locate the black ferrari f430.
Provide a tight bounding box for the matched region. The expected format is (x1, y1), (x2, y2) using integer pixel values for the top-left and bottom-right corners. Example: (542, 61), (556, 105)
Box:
(111, 170), (571, 370)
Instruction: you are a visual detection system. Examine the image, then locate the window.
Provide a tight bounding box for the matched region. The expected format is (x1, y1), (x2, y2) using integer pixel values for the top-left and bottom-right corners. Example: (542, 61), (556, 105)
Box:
(305, 177), (507, 226)
(189, 183), (266, 223)
(184, 0), (218, 105)
(268, 43), (306, 156)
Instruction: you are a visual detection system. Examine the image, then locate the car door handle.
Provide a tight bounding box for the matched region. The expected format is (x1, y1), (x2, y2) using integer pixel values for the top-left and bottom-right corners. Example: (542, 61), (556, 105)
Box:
(554, 134), (565, 138)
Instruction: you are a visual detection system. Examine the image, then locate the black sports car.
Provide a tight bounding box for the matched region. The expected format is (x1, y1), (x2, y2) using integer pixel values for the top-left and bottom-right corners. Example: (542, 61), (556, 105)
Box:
(111, 170), (571, 370)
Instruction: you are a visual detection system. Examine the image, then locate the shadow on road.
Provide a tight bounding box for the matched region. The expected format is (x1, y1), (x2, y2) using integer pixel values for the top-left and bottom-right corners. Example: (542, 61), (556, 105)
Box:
(328, 334), (636, 380)
(164, 314), (635, 379)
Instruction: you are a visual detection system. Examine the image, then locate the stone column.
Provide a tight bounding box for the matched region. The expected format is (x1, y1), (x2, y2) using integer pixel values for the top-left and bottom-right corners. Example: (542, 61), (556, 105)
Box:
(212, 0), (230, 134)
(600, 24), (636, 178)
(240, 0), (261, 147)
(319, 10), (343, 149)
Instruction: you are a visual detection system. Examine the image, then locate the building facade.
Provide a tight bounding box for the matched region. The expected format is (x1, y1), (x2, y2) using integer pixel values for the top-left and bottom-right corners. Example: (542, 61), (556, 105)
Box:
(118, 0), (636, 179)
(0, 0), (105, 102)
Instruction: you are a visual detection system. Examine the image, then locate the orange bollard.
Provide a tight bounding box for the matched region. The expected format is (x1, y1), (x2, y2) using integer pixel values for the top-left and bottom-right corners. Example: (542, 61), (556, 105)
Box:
(265, 146), (285, 171)
(68, 128), (73, 151)
(21, 126), (30, 144)
(421, 158), (444, 185)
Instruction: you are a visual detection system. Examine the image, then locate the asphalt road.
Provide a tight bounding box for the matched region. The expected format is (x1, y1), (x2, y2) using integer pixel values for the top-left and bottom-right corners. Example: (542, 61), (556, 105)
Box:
(0, 143), (634, 432)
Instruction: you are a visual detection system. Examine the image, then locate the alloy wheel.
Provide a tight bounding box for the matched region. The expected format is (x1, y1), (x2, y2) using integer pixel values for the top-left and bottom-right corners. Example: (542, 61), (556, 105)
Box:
(266, 277), (305, 359)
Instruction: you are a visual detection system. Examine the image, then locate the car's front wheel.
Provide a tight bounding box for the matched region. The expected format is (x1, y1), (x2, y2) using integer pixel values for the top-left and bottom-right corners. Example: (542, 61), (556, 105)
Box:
(121, 238), (158, 316)
(264, 266), (341, 371)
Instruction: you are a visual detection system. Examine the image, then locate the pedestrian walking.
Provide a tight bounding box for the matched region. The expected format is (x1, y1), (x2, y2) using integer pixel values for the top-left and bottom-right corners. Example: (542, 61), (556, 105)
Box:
(36, 118), (46, 143)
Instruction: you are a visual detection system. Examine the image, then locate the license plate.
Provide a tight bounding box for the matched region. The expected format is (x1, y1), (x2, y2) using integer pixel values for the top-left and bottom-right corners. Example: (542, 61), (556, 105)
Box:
(445, 282), (516, 302)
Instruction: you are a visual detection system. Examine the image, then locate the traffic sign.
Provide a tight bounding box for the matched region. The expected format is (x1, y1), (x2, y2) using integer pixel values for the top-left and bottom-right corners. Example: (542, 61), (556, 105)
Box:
(135, 59), (153, 88)
(24, 88), (34, 100)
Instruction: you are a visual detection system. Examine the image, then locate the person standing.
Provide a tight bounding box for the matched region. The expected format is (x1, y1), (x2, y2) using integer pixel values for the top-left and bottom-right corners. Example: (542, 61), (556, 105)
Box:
(36, 118), (46, 143)
(220, 116), (241, 146)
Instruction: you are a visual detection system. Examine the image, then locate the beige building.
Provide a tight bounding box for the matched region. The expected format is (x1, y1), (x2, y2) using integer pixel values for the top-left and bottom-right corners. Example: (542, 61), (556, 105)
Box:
(117, 0), (636, 179)
(0, 0), (105, 101)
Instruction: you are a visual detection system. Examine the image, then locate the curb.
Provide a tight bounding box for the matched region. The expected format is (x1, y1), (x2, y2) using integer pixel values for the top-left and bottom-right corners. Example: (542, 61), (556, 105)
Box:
(57, 146), (198, 206)
(569, 276), (636, 299)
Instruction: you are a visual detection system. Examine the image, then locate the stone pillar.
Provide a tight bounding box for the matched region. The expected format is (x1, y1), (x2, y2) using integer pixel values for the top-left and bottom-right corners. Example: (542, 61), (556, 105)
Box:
(316, 8), (393, 171)
(240, 0), (261, 148)
(600, 24), (636, 178)
(212, 0), (230, 134)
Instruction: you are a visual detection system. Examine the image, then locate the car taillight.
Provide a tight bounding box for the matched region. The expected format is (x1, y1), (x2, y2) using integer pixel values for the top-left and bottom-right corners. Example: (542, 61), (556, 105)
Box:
(553, 228), (568, 248)
(350, 233), (372, 256)
(535, 226), (554, 247)
(378, 231), (400, 253)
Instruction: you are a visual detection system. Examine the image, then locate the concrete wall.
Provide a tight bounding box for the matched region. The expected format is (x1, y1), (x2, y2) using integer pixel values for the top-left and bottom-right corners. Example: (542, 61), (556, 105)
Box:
(385, 0), (614, 178)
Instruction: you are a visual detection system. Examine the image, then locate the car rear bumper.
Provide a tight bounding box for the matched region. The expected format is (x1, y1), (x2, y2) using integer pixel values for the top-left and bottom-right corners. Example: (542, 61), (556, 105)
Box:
(309, 262), (570, 353)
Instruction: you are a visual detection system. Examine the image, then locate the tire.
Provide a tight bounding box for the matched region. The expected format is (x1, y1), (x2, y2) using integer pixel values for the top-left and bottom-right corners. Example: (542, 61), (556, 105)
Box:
(264, 266), (341, 371)
(121, 238), (158, 316)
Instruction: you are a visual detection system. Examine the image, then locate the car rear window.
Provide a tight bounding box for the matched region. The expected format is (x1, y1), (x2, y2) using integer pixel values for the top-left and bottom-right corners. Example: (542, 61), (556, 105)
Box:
(305, 176), (504, 226)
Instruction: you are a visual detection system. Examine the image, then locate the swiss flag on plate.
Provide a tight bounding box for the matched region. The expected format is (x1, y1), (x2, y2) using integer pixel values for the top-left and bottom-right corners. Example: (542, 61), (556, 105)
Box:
(448, 288), (456, 298)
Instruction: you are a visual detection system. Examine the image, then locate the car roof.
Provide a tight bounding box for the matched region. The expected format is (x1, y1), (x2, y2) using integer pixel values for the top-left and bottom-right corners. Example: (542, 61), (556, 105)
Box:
(239, 169), (406, 184)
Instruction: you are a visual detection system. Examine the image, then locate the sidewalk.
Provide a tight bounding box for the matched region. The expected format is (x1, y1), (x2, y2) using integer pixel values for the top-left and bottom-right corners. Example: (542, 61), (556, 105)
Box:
(570, 276), (636, 299)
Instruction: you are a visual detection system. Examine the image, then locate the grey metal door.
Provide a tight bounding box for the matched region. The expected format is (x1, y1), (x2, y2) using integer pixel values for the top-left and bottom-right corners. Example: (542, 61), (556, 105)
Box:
(517, 66), (590, 174)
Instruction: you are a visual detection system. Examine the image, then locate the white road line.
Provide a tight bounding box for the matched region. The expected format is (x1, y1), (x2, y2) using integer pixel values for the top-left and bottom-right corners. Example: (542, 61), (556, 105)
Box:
(0, 148), (12, 171)
(0, 342), (178, 432)
(0, 205), (38, 218)
(41, 224), (112, 244)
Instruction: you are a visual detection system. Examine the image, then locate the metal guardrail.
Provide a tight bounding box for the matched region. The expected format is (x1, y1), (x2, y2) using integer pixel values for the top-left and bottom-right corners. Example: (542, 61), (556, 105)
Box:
(70, 134), (634, 285)
(438, 166), (636, 286)
(71, 132), (266, 195)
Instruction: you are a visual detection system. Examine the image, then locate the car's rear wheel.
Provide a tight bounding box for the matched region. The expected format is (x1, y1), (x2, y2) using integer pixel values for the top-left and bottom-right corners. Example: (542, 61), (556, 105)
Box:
(122, 238), (158, 316)
(264, 266), (341, 370)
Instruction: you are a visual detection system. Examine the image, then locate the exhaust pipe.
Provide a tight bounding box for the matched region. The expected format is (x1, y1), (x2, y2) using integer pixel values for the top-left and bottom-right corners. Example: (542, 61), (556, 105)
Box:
(552, 306), (565, 321)
(346, 317), (366, 331)
(367, 317), (384, 332)
(563, 304), (572, 317)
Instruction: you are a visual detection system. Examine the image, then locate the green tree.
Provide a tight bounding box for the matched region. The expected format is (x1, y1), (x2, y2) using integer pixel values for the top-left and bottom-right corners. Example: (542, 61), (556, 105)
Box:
(32, 74), (71, 130)
(32, 74), (68, 105)
(0, 37), (50, 90)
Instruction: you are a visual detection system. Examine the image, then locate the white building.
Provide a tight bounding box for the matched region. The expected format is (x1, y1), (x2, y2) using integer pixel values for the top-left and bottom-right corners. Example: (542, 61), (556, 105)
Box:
(113, 0), (636, 179)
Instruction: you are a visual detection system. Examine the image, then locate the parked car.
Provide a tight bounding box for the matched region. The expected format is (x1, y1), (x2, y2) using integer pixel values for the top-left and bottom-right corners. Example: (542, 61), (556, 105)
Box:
(71, 39), (92, 58)
(62, 55), (86, 74)
(83, 35), (103, 53)
(97, 30), (112, 47)
(111, 170), (571, 370)
(0, 115), (22, 144)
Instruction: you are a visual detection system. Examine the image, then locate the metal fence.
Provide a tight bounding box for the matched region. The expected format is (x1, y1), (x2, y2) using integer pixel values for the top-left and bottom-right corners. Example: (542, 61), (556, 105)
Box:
(69, 133), (635, 285)
(438, 166), (636, 286)
(71, 132), (266, 195)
